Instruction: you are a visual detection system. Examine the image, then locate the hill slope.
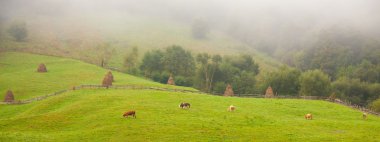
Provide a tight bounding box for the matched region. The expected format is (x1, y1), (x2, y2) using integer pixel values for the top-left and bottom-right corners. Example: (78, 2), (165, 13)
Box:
(0, 14), (282, 72)
(0, 89), (379, 141)
(0, 52), (195, 100)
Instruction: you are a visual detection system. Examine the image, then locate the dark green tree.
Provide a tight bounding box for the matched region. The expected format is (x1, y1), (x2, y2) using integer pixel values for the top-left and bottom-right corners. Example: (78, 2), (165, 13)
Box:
(96, 42), (113, 67)
(140, 50), (164, 77)
(161, 45), (195, 76)
(124, 47), (139, 74)
(264, 66), (301, 95)
(299, 69), (331, 97)
(192, 19), (209, 39)
(196, 53), (222, 92)
(7, 20), (28, 42)
(370, 99), (380, 113)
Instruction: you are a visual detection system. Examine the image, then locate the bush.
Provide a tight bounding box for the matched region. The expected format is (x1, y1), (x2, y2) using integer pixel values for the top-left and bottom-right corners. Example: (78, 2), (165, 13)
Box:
(174, 76), (193, 87)
(332, 77), (370, 105)
(151, 72), (169, 84)
(299, 69), (331, 96)
(192, 19), (209, 39)
(213, 82), (226, 95)
(370, 99), (380, 113)
(7, 21), (28, 42)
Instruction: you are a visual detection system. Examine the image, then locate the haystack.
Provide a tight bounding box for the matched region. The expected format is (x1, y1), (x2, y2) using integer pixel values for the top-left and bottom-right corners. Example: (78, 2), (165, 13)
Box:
(107, 71), (114, 82)
(102, 75), (112, 87)
(167, 74), (175, 85)
(37, 63), (47, 72)
(265, 86), (274, 98)
(4, 90), (14, 102)
(224, 84), (234, 96)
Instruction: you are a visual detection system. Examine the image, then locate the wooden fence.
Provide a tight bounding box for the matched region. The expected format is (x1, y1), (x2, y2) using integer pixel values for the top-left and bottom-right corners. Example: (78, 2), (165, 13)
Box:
(0, 89), (68, 105)
(0, 84), (204, 105)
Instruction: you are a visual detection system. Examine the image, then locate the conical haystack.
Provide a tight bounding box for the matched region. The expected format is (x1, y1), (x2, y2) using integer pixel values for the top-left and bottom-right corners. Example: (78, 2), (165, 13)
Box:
(4, 90), (14, 102)
(102, 75), (112, 87)
(107, 71), (114, 82)
(167, 74), (175, 85)
(224, 84), (234, 96)
(265, 86), (274, 98)
(37, 63), (47, 72)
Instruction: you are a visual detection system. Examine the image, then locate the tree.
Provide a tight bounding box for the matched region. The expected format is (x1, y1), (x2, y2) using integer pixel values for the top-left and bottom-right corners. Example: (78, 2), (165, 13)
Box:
(264, 66), (301, 95)
(140, 46), (195, 87)
(205, 55), (259, 94)
(332, 77), (380, 105)
(196, 53), (222, 92)
(140, 50), (164, 77)
(332, 77), (369, 105)
(192, 19), (209, 39)
(232, 71), (256, 94)
(124, 47), (139, 74)
(7, 20), (28, 42)
(354, 60), (379, 83)
(231, 54), (259, 75)
(370, 99), (380, 113)
(96, 42), (113, 67)
(161, 45), (195, 76)
(213, 82), (227, 95)
(299, 69), (331, 97)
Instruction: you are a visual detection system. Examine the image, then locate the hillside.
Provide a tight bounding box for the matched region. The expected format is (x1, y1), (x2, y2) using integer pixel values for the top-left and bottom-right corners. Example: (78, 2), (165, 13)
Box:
(0, 89), (379, 141)
(0, 14), (281, 72)
(0, 52), (195, 100)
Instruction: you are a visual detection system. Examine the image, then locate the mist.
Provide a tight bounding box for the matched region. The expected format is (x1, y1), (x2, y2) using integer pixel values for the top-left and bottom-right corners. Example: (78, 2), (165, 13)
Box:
(1, 0), (379, 57)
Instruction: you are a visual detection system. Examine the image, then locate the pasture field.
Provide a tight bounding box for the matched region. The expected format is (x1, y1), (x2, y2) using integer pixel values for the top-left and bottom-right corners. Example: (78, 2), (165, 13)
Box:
(0, 52), (195, 100)
(0, 89), (379, 141)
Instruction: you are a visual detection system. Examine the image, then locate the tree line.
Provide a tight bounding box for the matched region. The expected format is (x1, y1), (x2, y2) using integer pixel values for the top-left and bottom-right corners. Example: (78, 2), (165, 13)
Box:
(133, 45), (260, 95)
(125, 45), (380, 112)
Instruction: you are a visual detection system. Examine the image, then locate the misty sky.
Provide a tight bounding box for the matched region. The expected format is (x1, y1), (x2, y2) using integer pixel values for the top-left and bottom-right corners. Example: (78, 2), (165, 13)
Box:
(1, 0), (379, 42)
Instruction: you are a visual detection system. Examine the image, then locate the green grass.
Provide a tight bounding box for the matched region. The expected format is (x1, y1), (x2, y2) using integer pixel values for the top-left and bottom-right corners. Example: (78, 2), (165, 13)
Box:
(0, 89), (379, 141)
(0, 52), (379, 141)
(0, 52), (195, 100)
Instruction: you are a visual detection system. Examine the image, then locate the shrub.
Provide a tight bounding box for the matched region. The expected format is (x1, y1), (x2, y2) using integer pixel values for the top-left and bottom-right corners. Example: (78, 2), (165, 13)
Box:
(7, 21), (28, 42)
(370, 99), (380, 113)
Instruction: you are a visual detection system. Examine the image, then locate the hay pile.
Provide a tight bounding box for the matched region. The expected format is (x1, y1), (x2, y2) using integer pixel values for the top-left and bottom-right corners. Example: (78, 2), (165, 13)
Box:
(102, 74), (113, 87)
(37, 63), (47, 72)
(224, 84), (234, 96)
(167, 74), (175, 85)
(4, 90), (14, 102)
(265, 86), (274, 98)
(107, 71), (114, 82)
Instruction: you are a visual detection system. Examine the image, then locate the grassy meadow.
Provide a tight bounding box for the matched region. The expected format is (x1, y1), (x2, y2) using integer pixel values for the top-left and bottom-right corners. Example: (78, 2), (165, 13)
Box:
(0, 52), (195, 100)
(1, 52), (379, 141)
(0, 89), (379, 141)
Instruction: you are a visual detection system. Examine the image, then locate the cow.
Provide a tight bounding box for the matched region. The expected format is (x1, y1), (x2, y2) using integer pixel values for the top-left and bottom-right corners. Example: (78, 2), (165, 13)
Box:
(228, 105), (236, 112)
(363, 112), (368, 120)
(179, 102), (190, 109)
(123, 111), (136, 118)
(305, 113), (313, 120)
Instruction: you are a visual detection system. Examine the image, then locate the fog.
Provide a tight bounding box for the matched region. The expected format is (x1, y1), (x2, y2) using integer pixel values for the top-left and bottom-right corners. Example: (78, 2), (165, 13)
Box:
(1, 0), (379, 54)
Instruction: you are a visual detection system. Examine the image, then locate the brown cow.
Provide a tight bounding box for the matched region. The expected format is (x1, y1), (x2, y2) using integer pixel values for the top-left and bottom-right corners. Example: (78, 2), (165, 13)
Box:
(179, 102), (190, 109)
(305, 113), (312, 120)
(123, 111), (136, 118)
(363, 113), (368, 120)
(227, 105), (236, 112)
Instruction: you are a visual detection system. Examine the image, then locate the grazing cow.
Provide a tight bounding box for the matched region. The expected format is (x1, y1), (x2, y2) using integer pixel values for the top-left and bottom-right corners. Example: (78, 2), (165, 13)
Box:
(179, 102), (191, 109)
(305, 113), (313, 120)
(228, 105), (236, 112)
(123, 111), (136, 118)
(363, 113), (368, 120)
